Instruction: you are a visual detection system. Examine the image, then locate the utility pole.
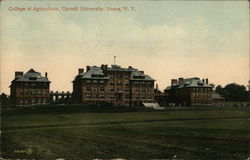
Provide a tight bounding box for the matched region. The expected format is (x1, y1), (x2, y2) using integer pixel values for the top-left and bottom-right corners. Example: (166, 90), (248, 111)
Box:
(114, 56), (116, 65)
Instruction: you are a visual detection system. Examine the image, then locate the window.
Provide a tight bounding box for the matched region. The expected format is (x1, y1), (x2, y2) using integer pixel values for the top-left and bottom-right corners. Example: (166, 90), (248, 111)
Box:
(43, 90), (46, 95)
(100, 87), (105, 92)
(125, 87), (130, 92)
(147, 88), (151, 92)
(100, 80), (104, 84)
(20, 89), (24, 95)
(141, 93), (146, 99)
(100, 94), (105, 99)
(87, 87), (91, 91)
(86, 93), (92, 98)
(31, 89), (36, 95)
(117, 88), (122, 92)
(93, 80), (98, 84)
(110, 94), (115, 99)
(125, 94), (130, 99)
(117, 80), (122, 85)
(125, 80), (129, 85)
(110, 88), (114, 92)
(31, 83), (36, 86)
(38, 89), (41, 95)
(25, 89), (29, 95)
(86, 80), (91, 83)
(109, 75), (114, 79)
(136, 93), (140, 98)
(32, 99), (35, 104)
(109, 80), (114, 85)
(135, 87), (140, 92)
(141, 87), (146, 92)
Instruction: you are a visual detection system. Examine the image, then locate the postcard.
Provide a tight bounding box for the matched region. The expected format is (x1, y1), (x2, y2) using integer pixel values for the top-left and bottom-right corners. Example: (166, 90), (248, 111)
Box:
(1, 1), (249, 159)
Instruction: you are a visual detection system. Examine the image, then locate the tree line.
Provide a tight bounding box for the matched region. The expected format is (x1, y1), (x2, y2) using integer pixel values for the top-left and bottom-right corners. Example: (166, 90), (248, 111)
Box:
(215, 83), (249, 102)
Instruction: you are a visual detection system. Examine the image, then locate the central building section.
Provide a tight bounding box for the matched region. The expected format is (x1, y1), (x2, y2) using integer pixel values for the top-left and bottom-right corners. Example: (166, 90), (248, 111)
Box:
(72, 64), (155, 106)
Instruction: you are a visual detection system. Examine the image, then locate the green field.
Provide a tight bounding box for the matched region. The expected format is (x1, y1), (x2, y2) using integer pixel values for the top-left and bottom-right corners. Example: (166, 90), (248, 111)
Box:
(1, 106), (250, 159)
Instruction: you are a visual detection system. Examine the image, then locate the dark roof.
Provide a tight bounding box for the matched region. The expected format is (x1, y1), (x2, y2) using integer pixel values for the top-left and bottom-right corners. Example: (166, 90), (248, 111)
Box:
(75, 65), (154, 81)
(130, 70), (155, 81)
(77, 66), (109, 80)
(165, 77), (213, 91)
(12, 69), (50, 83)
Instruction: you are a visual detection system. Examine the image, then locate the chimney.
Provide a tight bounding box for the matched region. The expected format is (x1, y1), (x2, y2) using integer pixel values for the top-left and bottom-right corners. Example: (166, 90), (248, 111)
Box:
(206, 78), (208, 84)
(45, 72), (48, 78)
(140, 71), (144, 74)
(101, 64), (105, 69)
(78, 68), (84, 75)
(179, 77), (184, 85)
(15, 71), (23, 78)
(86, 65), (90, 72)
(101, 64), (108, 70)
(202, 79), (205, 83)
(171, 79), (178, 86)
(128, 66), (133, 69)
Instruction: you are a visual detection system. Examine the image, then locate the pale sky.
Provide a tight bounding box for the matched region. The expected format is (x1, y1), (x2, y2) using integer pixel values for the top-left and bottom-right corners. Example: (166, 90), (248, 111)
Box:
(1, 1), (249, 94)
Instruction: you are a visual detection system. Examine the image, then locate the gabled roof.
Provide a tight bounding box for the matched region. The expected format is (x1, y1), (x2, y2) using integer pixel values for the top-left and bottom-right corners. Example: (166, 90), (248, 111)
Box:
(165, 77), (213, 91)
(12, 69), (50, 83)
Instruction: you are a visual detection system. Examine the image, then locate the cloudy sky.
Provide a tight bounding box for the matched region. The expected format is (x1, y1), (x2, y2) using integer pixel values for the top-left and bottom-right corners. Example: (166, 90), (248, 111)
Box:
(1, 1), (249, 94)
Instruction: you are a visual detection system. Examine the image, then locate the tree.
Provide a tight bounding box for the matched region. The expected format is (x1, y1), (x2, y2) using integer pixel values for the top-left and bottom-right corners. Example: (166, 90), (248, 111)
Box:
(154, 84), (162, 95)
(215, 83), (249, 102)
(215, 85), (223, 95)
(0, 93), (11, 108)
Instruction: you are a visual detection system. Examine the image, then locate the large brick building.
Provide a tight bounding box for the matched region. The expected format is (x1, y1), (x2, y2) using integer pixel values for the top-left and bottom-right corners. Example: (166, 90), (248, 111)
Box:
(72, 64), (155, 106)
(164, 77), (213, 106)
(10, 69), (50, 106)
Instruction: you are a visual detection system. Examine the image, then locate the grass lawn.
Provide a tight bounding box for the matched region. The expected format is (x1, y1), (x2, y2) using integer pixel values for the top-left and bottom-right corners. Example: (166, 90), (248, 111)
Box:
(1, 105), (250, 159)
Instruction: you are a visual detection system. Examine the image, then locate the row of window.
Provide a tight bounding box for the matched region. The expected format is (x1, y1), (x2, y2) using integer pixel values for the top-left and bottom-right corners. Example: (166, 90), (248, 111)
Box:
(85, 94), (129, 99)
(19, 89), (49, 96)
(191, 88), (212, 92)
(109, 80), (130, 85)
(84, 79), (153, 86)
(19, 98), (48, 104)
(85, 87), (152, 93)
(20, 82), (49, 86)
(85, 80), (105, 84)
(135, 87), (152, 92)
(86, 87), (131, 92)
(134, 81), (153, 85)
(192, 93), (211, 97)
(84, 94), (153, 100)
(109, 75), (130, 79)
